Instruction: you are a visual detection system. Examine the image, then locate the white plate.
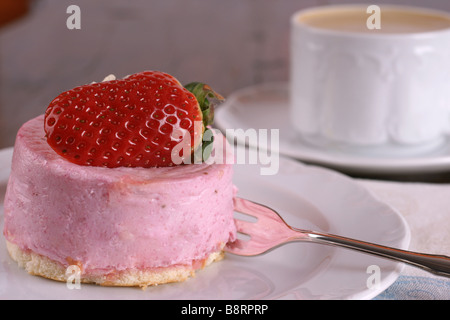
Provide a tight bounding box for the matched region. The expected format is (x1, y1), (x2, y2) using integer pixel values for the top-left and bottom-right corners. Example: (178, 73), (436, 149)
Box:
(0, 146), (410, 300)
(215, 82), (450, 175)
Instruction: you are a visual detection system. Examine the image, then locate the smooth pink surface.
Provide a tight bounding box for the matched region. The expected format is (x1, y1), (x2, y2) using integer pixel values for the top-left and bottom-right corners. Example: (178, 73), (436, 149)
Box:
(3, 115), (236, 274)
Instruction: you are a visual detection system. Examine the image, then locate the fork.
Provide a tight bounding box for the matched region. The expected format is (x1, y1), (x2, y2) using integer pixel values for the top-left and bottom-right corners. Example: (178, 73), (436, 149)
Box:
(225, 197), (450, 278)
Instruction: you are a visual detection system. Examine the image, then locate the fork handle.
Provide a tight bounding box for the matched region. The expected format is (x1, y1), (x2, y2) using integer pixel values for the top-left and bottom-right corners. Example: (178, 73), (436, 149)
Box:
(299, 230), (450, 277)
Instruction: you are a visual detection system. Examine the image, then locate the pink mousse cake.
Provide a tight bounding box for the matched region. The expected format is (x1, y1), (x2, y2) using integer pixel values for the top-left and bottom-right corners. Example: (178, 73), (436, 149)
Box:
(3, 114), (236, 287)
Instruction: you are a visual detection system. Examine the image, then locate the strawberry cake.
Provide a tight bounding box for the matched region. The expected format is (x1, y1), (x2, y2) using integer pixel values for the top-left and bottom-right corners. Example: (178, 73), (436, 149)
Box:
(3, 71), (237, 287)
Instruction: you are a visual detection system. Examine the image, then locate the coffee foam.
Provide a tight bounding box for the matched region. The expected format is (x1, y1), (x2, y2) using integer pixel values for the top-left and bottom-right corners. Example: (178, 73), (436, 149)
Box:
(297, 7), (450, 34)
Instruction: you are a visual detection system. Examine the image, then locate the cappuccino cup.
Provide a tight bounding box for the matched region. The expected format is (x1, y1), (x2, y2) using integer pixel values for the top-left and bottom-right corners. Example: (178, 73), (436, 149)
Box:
(290, 5), (450, 153)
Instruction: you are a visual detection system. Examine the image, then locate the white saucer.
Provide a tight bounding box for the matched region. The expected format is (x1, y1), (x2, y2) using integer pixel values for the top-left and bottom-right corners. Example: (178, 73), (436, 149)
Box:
(0, 146), (410, 299)
(215, 82), (450, 175)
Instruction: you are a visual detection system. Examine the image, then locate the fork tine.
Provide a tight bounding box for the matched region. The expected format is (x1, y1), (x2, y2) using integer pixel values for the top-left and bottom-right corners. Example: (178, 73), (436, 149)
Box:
(225, 198), (301, 256)
(225, 238), (248, 253)
(234, 218), (255, 236)
(233, 197), (294, 234)
(233, 197), (291, 226)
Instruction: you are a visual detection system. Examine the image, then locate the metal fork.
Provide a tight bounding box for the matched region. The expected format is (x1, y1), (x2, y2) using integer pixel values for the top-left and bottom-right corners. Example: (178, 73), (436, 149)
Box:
(225, 197), (450, 278)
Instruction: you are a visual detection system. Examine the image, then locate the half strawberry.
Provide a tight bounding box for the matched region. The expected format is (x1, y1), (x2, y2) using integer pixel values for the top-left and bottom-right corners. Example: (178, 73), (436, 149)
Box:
(44, 71), (224, 168)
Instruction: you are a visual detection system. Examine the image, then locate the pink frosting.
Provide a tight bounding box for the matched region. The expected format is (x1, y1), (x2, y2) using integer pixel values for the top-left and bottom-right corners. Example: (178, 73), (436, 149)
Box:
(3, 115), (236, 274)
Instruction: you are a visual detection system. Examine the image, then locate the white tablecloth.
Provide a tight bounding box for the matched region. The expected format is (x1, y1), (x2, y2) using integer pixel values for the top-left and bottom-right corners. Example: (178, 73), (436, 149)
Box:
(357, 179), (450, 299)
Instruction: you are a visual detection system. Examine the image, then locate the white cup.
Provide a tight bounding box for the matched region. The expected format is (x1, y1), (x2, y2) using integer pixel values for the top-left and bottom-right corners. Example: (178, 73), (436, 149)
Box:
(290, 5), (450, 154)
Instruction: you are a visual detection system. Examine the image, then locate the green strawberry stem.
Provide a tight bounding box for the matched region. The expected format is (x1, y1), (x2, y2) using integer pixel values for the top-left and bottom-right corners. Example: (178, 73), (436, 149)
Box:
(184, 82), (224, 128)
(184, 82), (224, 163)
